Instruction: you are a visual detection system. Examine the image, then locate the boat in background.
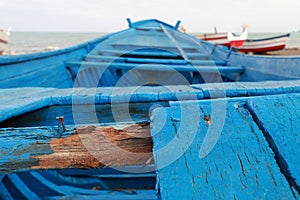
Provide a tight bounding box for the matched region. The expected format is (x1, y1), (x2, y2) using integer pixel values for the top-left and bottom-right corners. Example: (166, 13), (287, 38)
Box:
(238, 33), (290, 53)
(227, 31), (247, 48)
(196, 32), (290, 54)
(200, 36), (300, 81)
(0, 19), (246, 89)
(0, 27), (11, 54)
(194, 23), (290, 54)
(0, 19), (300, 199)
(196, 32), (229, 46)
(195, 24), (248, 48)
(196, 32), (248, 48)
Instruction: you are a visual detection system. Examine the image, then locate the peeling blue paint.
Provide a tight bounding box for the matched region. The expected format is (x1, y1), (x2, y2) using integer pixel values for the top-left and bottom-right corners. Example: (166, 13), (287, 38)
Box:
(0, 18), (300, 199)
(151, 94), (300, 199)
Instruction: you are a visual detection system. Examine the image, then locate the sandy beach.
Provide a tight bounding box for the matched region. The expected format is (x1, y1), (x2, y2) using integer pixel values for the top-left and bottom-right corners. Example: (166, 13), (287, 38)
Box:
(262, 48), (300, 56)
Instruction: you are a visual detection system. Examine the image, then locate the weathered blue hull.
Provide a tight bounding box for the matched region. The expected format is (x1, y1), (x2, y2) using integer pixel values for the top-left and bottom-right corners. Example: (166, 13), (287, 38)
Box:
(0, 19), (300, 199)
(0, 167), (157, 200)
(201, 41), (300, 81)
(1, 20), (299, 88)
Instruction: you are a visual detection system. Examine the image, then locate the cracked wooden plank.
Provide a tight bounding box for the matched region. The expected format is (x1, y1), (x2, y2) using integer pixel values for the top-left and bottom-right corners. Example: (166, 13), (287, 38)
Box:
(0, 123), (152, 173)
(247, 93), (300, 193)
(151, 98), (296, 199)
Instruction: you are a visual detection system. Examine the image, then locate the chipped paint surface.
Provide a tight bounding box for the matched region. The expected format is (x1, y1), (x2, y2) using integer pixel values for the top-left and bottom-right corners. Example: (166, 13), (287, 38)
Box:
(34, 123), (152, 169)
(0, 127), (57, 173)
(1, 80), (300, 124)
(0, 123), (152, 173)
(0, 84), (300, 199)
(151, 94), (300, 199)
(0, 17), (299, 199)
(247, 94), (300, 192)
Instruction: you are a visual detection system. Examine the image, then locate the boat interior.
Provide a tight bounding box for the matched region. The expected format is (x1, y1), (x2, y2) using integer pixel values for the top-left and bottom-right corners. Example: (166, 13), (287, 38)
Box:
(0, 19), (300, 199)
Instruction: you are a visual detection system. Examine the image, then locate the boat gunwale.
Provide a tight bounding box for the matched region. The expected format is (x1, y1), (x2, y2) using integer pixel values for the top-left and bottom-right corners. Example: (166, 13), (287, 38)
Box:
(245, 33), (290, 43)
(0, 19), (184, 66)
(0, 36), (109, 65)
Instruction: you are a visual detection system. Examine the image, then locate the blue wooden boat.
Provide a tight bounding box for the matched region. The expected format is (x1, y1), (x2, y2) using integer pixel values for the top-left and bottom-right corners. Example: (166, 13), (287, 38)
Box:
(0, 19), (300, 199)
(200, 40), (300, 81)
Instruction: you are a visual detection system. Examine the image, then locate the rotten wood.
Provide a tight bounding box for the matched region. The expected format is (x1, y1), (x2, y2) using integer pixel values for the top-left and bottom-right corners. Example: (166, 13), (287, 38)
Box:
(33, 123), (153, 169)
(0, 123), (153, 173)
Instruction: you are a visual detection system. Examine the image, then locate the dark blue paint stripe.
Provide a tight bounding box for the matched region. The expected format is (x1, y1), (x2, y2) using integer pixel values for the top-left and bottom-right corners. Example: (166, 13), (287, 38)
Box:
(66, 61), (243, 73)
(7, 174), (40, 199)
(246, 33), (290, 42)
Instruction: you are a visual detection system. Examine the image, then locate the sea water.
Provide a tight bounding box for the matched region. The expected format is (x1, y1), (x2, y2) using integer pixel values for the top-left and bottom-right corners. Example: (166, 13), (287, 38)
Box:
(5, 32), (107, 54)
(4, 31), (300, 55)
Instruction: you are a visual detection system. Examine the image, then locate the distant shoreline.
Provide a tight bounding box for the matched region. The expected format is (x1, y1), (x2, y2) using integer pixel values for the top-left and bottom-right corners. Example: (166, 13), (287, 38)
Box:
(2, 47), (300, 56)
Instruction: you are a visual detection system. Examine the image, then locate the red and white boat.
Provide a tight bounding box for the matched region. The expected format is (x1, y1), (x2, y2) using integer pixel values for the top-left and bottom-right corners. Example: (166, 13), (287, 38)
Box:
(238, 33), (290, 53)
(196, 32), (229, 46)
(197, 31), (247, 48)
(0, 28), (10, 54)
(196, 25), (248, 48)
(227, 31), (248, 48)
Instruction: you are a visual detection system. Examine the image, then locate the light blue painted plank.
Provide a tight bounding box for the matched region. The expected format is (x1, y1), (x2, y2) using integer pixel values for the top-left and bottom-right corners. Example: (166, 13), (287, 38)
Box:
(151, 98), (296, 199)
(0, 86), (200, 122)
(0, 50), (85, 83)
(0, 88), (55, 124)
(192, 80), (300, 98)
(97, 49), (209, 59)
(86, 55), (225, 66)
(0, 64), (73, 88)
(247, 93), (300, 189)
(1, 80), (300, 123)
(111, 43), (197, 51)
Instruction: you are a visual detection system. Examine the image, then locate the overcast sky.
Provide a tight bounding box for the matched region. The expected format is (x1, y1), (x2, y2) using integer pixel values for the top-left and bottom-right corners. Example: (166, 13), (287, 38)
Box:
(0, 0), (299, 32)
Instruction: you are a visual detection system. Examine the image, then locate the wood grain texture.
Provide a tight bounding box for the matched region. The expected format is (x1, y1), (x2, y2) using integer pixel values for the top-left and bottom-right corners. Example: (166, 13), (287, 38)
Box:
(1, 80), (300, 123)
(0, 123), (152, 173)
(247, 94), (300, 191)
(151, 97), (297, 199)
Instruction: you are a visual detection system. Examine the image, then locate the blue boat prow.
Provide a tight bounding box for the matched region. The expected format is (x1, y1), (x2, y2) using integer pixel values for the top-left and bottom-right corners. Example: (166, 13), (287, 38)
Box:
(0, 18), (246, 89)
(127, 18), (181, 29)
(0, 18), (300, 199)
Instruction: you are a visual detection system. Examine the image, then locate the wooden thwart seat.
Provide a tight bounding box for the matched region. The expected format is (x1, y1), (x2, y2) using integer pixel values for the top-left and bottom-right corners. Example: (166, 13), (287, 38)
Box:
(65, 61), (244, 74)
(97, 50), (210, 59)
(85, 55), (226, 66)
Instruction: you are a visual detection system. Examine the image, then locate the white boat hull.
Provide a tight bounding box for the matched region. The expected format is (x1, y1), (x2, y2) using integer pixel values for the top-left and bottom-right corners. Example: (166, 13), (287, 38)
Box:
(0, 29), (10, 54)
(239, 34), (290, 53)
